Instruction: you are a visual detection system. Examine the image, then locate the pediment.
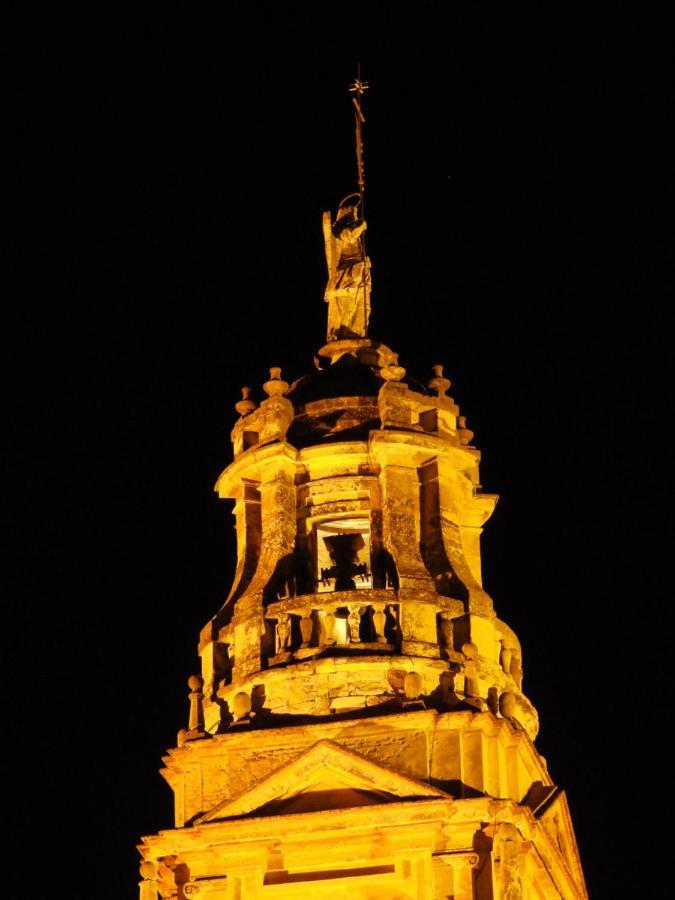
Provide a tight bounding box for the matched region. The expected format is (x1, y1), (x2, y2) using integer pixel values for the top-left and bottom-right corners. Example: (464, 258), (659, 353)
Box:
(196, 740), (450, 823)
(538, 789), (588, 895)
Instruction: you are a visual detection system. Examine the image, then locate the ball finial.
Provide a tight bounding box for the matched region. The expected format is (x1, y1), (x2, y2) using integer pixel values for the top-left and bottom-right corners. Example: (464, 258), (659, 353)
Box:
(428, 364), (451, 397)
(381, 363), (407, 382)
(457, 415), (474, 445)
(235, 386), (256, 417)
(263, 367), (289, 397)
(403, 671), (423, 699)
(232, 691), (252, 721)
(499, 691), (518, 720)
(188, 674), (203, 692)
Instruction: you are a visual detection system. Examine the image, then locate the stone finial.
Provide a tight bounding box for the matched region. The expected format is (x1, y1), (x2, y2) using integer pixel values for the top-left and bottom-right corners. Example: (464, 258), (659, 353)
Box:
(187, 674), (205, 733)
(457, 415), (474, 445)
(403, 671), (423, 699)
(380, 363), (406, 382)
(461, 641), (478, 660)
(232, 691), (251, 722)
(139, 860), (159, 900)
(263, 366), (289, 397)
(427, 364), (451, 397)
(499, 690), (518, 720)
(139, 860), (158, 881)
(234, 386), (256, 417)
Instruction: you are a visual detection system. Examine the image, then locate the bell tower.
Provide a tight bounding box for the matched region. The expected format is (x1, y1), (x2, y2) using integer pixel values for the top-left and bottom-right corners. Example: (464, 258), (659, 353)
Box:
(138, 82), (587, 900)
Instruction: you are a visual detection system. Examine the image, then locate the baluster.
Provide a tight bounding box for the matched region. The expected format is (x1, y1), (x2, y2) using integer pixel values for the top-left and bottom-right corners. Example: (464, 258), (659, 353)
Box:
(347, 604), (362, 642)
(319, 607), (336, 646)
(335, 609), (350, 645)
(372, 602), (387, 643)
(389, 603), (400, 646)
(275, 615), (290, 655)
(298, 609), (313, 648)
(439, 613), (453, 653)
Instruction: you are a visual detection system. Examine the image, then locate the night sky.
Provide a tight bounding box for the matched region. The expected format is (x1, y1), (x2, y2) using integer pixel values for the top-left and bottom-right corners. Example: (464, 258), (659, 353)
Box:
(8, 10), (673, 898)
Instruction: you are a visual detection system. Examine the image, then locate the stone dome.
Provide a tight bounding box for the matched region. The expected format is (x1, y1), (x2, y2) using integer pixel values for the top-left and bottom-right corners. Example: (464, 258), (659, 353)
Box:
(284, 342), (431, 447)
(288, 347), (431, 405)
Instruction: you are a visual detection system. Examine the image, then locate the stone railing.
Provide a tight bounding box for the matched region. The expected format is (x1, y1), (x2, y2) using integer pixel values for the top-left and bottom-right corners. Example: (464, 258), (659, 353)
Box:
(263, 590), (400, 666)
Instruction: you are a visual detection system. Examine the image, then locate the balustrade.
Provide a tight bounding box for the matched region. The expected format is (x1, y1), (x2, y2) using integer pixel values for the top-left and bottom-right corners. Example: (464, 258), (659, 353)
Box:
(264, 595), (399, 665)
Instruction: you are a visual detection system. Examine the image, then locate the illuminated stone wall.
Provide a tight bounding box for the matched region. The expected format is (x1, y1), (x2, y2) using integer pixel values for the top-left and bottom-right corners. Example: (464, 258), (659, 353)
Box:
(138, 217), (587, 898)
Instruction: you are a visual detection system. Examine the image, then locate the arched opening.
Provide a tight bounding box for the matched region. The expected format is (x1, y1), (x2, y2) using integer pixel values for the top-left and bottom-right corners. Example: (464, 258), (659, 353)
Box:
(315, 516), (372, 593)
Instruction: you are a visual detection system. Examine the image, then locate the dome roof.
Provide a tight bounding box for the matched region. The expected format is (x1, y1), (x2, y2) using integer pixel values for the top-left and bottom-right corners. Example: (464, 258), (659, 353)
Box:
(288, 353), (381, 404)
(287, 349), (430, 407)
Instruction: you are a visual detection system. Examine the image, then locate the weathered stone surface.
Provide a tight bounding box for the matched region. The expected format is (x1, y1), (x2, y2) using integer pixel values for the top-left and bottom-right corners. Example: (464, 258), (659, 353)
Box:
(139, 190), (586, 898)
(145, 710), (585, 897)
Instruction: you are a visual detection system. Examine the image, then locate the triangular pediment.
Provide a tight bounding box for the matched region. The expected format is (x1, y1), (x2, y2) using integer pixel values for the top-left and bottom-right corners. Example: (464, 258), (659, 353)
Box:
(196, 740), (450, 823)
(538, 790), (588, 896)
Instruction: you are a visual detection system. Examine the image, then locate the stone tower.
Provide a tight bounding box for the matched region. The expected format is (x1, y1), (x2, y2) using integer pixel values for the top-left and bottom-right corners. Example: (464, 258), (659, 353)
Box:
(138, 173), (587, 900)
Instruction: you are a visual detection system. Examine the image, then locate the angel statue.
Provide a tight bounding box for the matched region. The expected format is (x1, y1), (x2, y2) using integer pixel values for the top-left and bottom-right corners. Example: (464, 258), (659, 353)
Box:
(323, 193), (372, 341)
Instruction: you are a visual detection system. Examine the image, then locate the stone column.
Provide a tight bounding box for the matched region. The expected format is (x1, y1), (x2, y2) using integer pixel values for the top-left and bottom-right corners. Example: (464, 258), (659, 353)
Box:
(444, 852), (480, 900)
(493, 824), (529, 900)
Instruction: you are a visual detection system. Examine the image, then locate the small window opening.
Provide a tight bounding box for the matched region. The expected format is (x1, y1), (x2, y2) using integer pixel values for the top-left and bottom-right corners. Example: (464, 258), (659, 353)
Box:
(316, 517), (372, 592)
(418, 408), (438, 433)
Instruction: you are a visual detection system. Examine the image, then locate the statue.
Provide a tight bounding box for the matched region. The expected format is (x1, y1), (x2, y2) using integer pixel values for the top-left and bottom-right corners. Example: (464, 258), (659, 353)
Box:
(323, 194), (371, 341)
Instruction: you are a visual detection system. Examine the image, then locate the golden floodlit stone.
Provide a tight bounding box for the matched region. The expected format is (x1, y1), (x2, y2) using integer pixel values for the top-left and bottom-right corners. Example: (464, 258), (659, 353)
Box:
(138, 90), (587, 898)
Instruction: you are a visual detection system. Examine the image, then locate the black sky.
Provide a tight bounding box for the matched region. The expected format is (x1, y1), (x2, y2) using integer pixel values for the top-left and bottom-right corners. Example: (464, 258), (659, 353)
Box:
(7, 9), (674, 898)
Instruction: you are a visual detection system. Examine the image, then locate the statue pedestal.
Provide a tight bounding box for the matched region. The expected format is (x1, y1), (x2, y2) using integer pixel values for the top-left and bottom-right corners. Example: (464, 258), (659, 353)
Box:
(317, 338), (398, 368)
